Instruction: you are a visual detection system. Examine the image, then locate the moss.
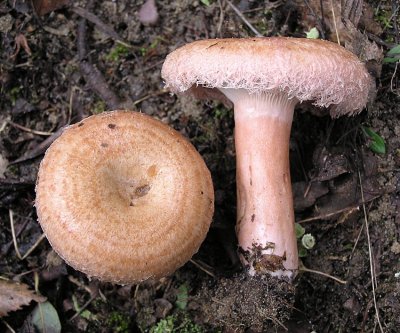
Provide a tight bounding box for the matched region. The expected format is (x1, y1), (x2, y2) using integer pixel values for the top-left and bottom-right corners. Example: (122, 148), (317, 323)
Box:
(149, 313), (205, 333)
(91, 100), (106, 114)
(106, 43), (130, 62)
(106, 311), (131, 333)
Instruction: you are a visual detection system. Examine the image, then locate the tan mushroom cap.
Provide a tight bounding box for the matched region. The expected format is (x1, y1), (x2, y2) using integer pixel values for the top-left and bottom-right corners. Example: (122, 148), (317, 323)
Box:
(162, 37), (373, 116)
(35, 111), (214, 284)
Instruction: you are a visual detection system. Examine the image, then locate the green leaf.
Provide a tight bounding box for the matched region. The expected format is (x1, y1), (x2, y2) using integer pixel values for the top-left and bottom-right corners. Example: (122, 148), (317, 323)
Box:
(306, 27), (319, 39)
(383, 57), (399, 63)
(295, 223), (305, 239)
(361, 126), (386, 155)
(387, 44), (400, 56)
(298, 247), (308, 257)
(301, 234), (316, 250)
(200, 0), (210, 5)
(31, 301), (61, 333)
(175, 284), (189, 310)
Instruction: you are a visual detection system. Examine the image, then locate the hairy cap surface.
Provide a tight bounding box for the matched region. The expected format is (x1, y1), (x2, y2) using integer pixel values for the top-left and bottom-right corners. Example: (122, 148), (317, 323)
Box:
(162, 37), (373, 116)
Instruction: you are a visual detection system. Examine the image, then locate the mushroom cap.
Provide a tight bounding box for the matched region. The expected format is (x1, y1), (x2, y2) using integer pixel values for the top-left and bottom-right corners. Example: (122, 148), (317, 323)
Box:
(35, 111), (214, 284)
(162, 37), (373, 116)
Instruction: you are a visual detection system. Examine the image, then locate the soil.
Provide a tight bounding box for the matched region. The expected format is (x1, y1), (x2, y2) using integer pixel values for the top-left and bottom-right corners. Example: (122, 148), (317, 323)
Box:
(1, 0), (399, 332)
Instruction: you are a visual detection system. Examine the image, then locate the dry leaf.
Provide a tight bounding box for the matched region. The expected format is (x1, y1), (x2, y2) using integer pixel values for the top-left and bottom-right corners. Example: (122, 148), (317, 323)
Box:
(11, 33), (32, 59)
(0, 280), (46, 317)
(32, 0), (70, 16)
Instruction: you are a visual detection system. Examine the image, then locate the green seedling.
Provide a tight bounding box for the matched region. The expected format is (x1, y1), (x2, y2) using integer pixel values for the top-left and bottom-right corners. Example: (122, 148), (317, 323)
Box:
(301, 234), (316, 250)
(150, 314), (204, 333)
(200, 0), (210, 6)
(306, 27), (319, 39)
(295, 223), (315, 257)
(361, 126), (386, 155)
(383, 44), (400, 63)
(106, 43), (130, 62)
(175, 283), (189, 310)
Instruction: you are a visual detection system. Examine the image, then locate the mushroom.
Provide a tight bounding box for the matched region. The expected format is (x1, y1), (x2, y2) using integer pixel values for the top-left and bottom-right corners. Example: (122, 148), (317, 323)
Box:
(162, 37), (373, 279)
(35, 110), (214, 284)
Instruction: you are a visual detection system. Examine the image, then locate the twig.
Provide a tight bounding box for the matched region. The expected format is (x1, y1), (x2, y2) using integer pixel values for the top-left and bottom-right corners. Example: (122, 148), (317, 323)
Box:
(225, 0), (263, 37)
(330, 0), (340, 44)
(76, 13), (127, 110)
(296, 206), (360, 223)
(8, 120), (54, 136)
(132, 89), (168, 106)
(72, 7), (122, 41)
(79, 61), (122, 110)
(1, 319), (16, 333)
(189, 259), (215, 277)
(9, 209), (22, 259)
(10, 127), (64, 164)
(69, 294), (97, 321)
(217, 0), (224, 37)
(300, 262), (347, 284)
(390, 61), (399, 96)
(358, 171), (384, 332)
(9, 209), (46, 260)
(68, 276), (94, 294)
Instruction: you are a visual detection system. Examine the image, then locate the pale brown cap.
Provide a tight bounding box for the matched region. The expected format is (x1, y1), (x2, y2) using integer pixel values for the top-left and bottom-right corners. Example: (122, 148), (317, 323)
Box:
(162, 37), (374, 116)
(35, 111), (214, 284)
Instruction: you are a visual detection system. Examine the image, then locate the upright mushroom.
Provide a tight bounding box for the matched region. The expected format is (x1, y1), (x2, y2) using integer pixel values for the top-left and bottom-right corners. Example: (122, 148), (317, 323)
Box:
(36, 111), (214, 284)
(162, 37), (373, 279)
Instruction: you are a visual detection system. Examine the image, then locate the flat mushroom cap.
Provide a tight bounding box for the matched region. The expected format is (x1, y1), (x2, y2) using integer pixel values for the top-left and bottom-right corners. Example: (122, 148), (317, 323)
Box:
(162, 37), (373, 116)
(35, 111), (214, 284)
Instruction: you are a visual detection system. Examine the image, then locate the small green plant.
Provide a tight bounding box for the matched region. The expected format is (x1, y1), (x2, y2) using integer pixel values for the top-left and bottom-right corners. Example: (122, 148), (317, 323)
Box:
(9, 86), (21, 105)
(150, 314), (204, 333)
(375, 8), (393, 30)
(295, 223), (316, 257)
(361, 126), (386, 155)
(200, 0), (211, 6)
(107, 311), (130, 333)
(92, 100), (107, 115)
(175, 283), (189, 310)
(305, 27), (319, 39)
(106, 43), (130, 62)
(140, 37), (162, 57)
(383, 44), (400, 63)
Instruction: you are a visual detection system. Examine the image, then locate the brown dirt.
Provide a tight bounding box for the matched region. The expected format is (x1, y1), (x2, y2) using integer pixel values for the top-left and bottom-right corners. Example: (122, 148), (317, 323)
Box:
(0, 0), (399, 332)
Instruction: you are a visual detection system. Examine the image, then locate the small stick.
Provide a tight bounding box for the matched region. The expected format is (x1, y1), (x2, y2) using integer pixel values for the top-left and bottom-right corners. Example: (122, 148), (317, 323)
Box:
(225, 0), (263, 37)
(1, 319), (16, 333)
(296, 206), (360, 224)
(9, 209), (22, 260)
(189, 259), (215, 277)
(9, 209), (46, 260)
(358, 171), (384, 333)
(330, 0), (340, 44)
(8, 120), (54, 136)
(72, 7), (122, 41)
(300, 262), (347, 284)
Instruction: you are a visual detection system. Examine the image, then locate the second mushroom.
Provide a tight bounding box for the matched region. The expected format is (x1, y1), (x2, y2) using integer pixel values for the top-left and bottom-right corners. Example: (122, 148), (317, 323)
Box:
(162, 37), (372, 279)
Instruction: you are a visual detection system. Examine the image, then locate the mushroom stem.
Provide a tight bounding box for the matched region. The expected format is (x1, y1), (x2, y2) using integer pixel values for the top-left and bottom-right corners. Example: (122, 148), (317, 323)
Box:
(222, 89), (299, 279)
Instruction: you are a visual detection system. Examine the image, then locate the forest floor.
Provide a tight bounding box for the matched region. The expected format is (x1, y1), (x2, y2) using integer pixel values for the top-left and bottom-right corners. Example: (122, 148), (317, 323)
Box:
(0, 0), (399, 332)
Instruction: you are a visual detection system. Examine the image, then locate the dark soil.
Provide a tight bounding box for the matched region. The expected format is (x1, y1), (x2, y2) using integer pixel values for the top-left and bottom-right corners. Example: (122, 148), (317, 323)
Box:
(1, 0), (399, 332)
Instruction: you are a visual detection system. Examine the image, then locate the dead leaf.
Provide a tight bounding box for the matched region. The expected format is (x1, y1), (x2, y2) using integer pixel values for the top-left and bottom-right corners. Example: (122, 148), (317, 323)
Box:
(293, 181), (329, 211)
(312, 145), (351, 182)
(32, 0), (70, 16)
(11, 33), (32, 59)
(0, 280), (46, 317)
